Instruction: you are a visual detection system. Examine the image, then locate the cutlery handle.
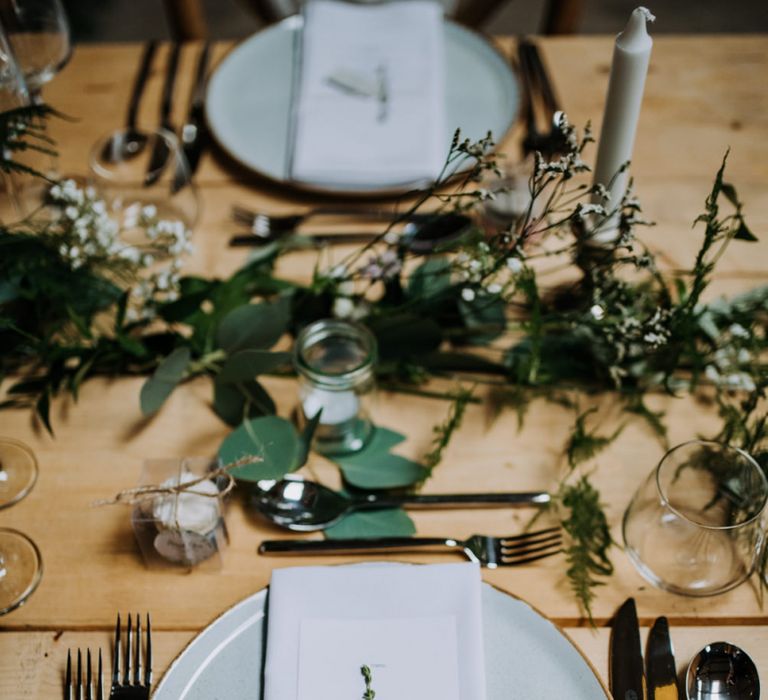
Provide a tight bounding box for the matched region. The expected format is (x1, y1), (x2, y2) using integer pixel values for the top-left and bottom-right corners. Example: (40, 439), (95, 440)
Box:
(160, 42), (181, 127)
(229, 232), (380, 247)
(527, 42), (561, 115)
(306, 207), (409, 220)
(361, 492), (551, 509)
(259, 537), (450, 555)
(127, 41), (157, 128)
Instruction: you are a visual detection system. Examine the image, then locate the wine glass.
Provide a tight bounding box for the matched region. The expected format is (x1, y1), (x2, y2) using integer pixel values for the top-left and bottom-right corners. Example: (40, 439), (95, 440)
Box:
(0, 437), (43, 615)
(1, 0), (72, 103)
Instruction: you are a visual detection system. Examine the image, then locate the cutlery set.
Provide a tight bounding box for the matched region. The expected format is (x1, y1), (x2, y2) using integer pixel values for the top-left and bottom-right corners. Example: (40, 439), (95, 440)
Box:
(610, 598), (760, 700)
(109, 41), (210, 185)
(66, 613), (151, 700)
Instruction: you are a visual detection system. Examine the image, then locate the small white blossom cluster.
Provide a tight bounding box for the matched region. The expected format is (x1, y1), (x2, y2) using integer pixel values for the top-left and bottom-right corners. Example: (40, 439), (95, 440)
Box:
(533, 115), (591, 179)
(452, 239), (526, 303)
(359, 249), (401, 282)
(705, 323), (757, 392)
(49, 179), (118, 269)
(47, 179), (194, 320)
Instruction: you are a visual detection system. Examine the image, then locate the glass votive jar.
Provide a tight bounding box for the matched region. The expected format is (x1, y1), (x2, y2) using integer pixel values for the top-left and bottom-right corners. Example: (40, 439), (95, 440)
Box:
(131, 458), (228, 570)
(294, 319), (377, 456)
(623, 440), (768, 596)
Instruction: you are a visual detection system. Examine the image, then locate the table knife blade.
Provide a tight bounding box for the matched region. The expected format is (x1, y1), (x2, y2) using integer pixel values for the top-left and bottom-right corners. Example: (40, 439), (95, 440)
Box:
(647, 616), (680, 700)
(181, 42), (211, 176)
(610, 597), (646, 700)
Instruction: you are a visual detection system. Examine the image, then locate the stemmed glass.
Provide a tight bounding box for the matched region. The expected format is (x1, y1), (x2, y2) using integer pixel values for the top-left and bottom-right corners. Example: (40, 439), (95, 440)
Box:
(0, 437), (43, 615)
(1, 0), (72, 103)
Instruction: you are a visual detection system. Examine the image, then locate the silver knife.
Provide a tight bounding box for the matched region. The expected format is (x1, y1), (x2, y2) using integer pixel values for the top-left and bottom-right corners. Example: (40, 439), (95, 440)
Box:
(646, 616), (680, 699)
(610, 597), (646, 700)
(180, 42), (211, 176)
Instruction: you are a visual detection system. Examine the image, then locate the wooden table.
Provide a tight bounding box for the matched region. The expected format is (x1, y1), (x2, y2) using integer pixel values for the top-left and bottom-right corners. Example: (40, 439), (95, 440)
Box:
(2, 35), (768, 697)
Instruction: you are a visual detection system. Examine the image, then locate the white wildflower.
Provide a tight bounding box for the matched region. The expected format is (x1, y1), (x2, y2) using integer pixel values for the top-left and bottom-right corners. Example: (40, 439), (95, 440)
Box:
(461, 287), (476, 302)
(729, 323), (749, 339)
(590, 304), (605, 320)
(506, 257), (523, 273)
(332, 297), (355, 319)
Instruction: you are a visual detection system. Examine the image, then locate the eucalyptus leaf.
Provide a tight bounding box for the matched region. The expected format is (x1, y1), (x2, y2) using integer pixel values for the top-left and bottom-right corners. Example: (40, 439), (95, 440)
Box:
(216, 298), (289, 353)
(218, 349), (292, 383)
(360, 426), (407, 454)
(218, 415), (301, 480)
(458, 292), (506, 344)
(406, 257), (452, 300)
(212, 377), (276, 427)
(325, 508), (416, 539)
(296, 408), (323, 468)
(139, 346), (191, 416)
(336, 452), (428, 489)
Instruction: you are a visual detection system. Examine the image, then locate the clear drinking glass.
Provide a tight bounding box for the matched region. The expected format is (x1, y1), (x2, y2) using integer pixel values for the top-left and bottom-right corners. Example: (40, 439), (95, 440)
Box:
(0, 437), (43, 615)
(623, 440), (768, 596)
(89, 127), (199, 235)
(1, 0), (72, 102)
(294, 319), (377, 456)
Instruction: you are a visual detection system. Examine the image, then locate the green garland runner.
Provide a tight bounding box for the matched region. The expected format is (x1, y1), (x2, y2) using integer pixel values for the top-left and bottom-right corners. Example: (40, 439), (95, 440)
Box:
(2, 109), (768, 620)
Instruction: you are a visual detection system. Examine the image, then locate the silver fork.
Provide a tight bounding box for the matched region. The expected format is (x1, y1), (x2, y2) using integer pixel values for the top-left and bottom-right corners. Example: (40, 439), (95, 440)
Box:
(259, 527), (562, 568)
(111, 613), (152, 699)
(65, 647), (103, 700)
(232, 205), (423, 238)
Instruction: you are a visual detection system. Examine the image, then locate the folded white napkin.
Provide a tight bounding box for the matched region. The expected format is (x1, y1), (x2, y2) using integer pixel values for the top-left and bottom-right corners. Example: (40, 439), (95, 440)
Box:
(290, 0), (447, 188)
(264, 562), (486, 700)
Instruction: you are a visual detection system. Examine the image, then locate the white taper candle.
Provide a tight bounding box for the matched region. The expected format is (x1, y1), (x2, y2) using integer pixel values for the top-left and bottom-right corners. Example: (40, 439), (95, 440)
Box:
(590, 7), (655, 244)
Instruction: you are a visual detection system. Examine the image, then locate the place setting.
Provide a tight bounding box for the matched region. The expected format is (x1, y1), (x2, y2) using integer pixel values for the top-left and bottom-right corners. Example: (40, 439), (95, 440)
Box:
(1, 0), (768, 698)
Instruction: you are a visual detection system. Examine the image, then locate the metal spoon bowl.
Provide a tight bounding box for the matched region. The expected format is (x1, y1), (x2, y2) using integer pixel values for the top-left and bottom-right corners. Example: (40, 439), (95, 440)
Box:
(250, 475), (550, 531)
(686, 642), (760, 700)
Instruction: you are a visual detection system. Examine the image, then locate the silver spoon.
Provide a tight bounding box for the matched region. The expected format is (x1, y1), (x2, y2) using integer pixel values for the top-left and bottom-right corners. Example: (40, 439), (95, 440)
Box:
(251, 476), (550, 531)
(686, 642), (760, 700)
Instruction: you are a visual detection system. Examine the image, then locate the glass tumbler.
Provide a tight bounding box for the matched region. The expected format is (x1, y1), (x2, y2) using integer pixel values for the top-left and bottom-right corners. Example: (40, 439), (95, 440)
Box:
(89, 127), (199, 236)
(623, 440), (768, 596)
(294, 319), (377, 456)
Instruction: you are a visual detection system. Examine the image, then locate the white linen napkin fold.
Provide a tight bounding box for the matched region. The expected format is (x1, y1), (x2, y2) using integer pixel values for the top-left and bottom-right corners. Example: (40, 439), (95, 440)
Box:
(290, 0), (447, 188)
(263, 562), (486, 700)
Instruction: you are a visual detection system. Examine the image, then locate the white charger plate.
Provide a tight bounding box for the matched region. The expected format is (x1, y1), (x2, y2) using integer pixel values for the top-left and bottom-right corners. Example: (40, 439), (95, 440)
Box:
(205, 16), (520, 195)
(154, 583), (608, 698)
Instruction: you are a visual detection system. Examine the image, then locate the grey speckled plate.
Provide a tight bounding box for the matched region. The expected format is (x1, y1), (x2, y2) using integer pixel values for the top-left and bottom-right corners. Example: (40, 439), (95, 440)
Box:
(205, 16), (519, 196)
(154, 583), (608, 698)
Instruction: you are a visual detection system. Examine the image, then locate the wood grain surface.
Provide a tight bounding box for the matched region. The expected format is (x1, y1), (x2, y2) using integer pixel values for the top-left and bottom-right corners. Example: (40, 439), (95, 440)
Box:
(1, 35), (767, 698)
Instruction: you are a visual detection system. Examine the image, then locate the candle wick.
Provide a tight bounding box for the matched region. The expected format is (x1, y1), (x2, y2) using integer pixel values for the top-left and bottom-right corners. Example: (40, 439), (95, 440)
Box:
(636, 7), (656, 23)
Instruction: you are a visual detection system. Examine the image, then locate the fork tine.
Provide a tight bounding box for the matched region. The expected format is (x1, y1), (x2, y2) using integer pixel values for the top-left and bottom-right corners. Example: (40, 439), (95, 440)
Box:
(134, 613), (142, 685)
(500, 526), (561, 544)
(145, 613), (153, 689)
(65, 649), (73, 700)
(76, 649), (83, 700)
(500, 531), (562, 553)
(96, 649), (103, 700)
(85, 649), (92, 700)
(499, 527), (562, 566)
(124, 613), (133, 686)
(502, 545), (562, 567)
(112, 614), (121, 689)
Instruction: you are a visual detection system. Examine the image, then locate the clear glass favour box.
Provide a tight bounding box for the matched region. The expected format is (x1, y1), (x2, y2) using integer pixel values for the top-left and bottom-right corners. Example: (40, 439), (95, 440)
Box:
(131, 458), (228, 570)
